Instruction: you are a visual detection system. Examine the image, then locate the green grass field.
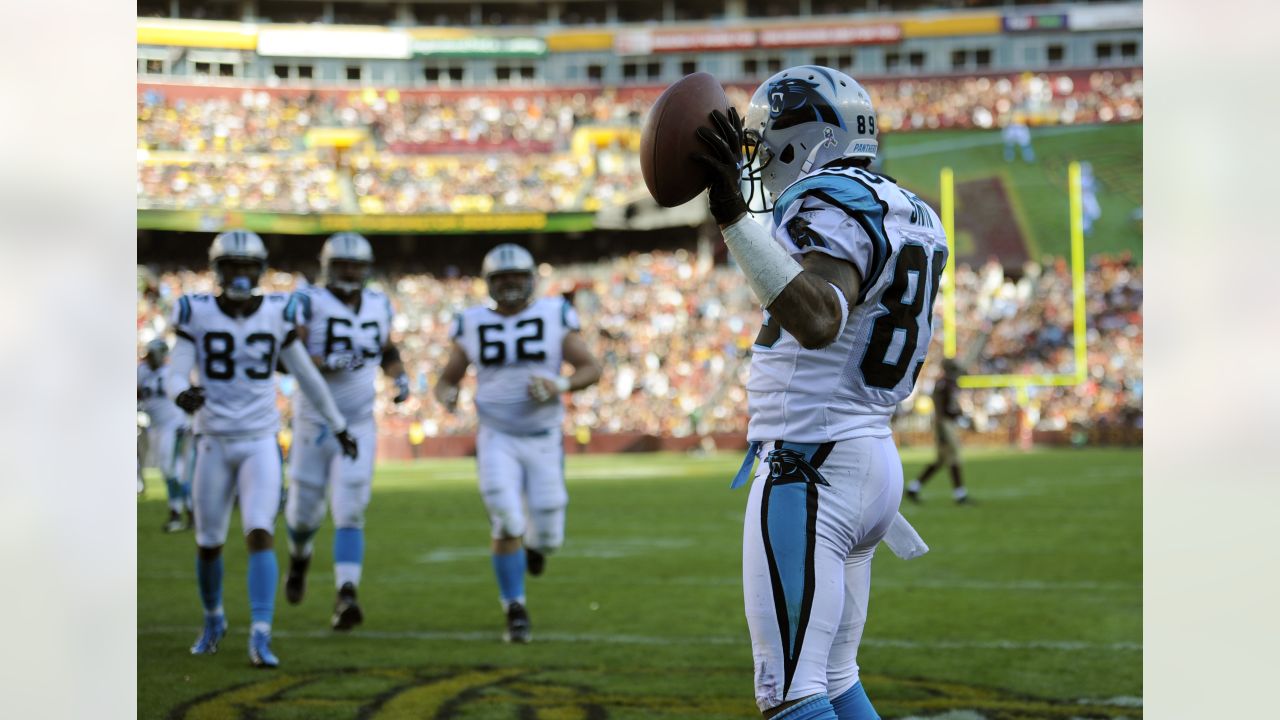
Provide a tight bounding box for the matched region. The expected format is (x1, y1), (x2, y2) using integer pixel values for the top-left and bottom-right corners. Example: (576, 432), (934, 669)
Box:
(883, 123), (1143, 262)
(139, 447), (1141, 719)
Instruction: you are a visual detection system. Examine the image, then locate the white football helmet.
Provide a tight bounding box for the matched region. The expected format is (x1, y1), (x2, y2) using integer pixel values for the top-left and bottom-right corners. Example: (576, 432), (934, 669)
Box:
(320, 232), (374, 296)
(481, 243), (537, 309)
(209, 229), (268, 301)
(742, 65), (878, 209)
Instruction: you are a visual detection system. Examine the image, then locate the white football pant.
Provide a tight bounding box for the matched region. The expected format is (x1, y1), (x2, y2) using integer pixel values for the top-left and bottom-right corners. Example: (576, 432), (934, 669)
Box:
(147, 422), (188, 478)
(742, 435), (902, 712)
(476, 424), (567, 551)
(286, 418), (376, 531)
(192, 433), (282, 548)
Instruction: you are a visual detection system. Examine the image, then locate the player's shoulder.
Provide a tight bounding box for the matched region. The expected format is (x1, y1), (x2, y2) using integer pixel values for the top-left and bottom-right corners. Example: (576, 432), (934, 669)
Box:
(263, 292), (290, 305)
(772, 161), (894, 226)
(175, 292), (214, 324)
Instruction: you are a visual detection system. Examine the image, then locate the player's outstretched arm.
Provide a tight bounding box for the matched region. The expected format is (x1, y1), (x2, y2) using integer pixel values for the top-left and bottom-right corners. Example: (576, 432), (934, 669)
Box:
(433, 341), (470, 412)
(280, 340), (355, 456)
(530, 331), (602, 401)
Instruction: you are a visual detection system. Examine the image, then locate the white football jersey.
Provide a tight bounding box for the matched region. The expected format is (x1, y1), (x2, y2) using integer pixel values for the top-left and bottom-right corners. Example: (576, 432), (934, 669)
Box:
(172, 292), (295, 437)
(137, 361), (184, 430)
(453, 296), (580, 434)
(285, 284), (393, 426)
(747, 161), (949, 442)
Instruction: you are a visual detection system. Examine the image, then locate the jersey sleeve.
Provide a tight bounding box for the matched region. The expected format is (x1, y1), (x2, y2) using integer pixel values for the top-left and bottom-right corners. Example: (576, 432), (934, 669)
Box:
(171, 295), (194, 341)
(283, 289), (312, 325)
(449, 312), (464, 341)
(771, 174), (892, 299)
(560, 298), (581, 332)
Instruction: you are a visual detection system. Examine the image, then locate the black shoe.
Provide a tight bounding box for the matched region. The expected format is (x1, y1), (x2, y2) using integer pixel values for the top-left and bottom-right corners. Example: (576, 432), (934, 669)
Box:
(503, 602), (531, 644)
(332, 582), (363, 631)
(906, 487), (921, 504)
(526, 548), (546, 577)
(285, 555), (310, 605)
(163, 511), (188, 533)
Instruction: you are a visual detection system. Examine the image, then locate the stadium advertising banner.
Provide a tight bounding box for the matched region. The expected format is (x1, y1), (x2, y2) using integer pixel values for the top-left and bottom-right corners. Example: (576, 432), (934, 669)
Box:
(412, 37), (546, 57)
(615, 22), (899, 54)
(1067, 4), (1142, 30)
(256, 28), (412, 59)
(137, 209), (597, 235)
(1002, 14), (1069, 32)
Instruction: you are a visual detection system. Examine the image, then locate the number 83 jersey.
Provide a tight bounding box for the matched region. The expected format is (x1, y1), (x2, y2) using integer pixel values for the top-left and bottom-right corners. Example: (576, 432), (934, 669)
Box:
(748, 162), (950, 443)
(453, 297), (580, 435)
(172, 293), (295, 437)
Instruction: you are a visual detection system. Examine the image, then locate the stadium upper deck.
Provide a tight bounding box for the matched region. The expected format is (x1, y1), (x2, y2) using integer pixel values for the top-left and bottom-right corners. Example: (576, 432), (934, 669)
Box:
(136, 1), (1140, 87)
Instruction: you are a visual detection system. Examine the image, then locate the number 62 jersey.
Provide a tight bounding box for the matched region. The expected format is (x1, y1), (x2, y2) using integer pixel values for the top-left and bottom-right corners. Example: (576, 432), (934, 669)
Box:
(748, 163), (950, 443)
(452, 297), (580, 435)
(172, 293), (295, 437)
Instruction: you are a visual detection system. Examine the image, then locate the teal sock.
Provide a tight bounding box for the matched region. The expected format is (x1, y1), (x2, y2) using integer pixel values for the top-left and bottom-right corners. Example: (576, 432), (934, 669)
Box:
(832, 683), (878, 720)
(491, 549), (526, 607)
(247, 550), (278, 626)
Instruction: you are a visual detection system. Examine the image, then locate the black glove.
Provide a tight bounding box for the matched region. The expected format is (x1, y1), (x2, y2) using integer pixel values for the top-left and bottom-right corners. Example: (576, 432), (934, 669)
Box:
(335, 429), (359, 460)
(175, 386), (206, 413)
(392, 373), (411, 404)
(692, 107), (750, 226)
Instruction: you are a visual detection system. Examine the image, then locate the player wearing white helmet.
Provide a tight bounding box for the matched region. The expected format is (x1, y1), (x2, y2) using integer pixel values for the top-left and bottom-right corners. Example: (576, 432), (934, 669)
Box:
(168, 229), (358, 668)
(138, 338), (194, 532)
(282, 232), (410, 631)
(434, 243), (601, 643)
(692, 66), (947, 720)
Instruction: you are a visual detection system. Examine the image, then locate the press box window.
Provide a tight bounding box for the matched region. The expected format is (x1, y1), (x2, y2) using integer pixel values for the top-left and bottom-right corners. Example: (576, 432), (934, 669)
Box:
(194, 61), (211, 76)
(346, 66), (362, 82)
(587, 64), (604, 81)
(1096, 43), (1114, 61)
(974, 49), (991, 68)
(273, 64), (290, 79)
(1121, 41), (1138, 60)
(1047, 44), (1065, 66)
(144, 59), (164, 74)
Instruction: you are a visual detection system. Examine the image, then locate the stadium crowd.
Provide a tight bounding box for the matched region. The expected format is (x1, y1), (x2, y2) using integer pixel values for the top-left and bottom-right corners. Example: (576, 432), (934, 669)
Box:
(137, 249), (1142, 442)
(136, 69), (1142, 214)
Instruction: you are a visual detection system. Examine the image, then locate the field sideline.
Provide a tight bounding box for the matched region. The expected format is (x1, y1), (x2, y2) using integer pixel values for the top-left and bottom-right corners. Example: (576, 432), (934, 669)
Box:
(138, 447), (1141, 719)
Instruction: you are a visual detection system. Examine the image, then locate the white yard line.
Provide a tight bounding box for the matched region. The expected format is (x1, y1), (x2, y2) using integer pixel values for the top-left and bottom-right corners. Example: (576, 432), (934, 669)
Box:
(138, 625), (1139, 652)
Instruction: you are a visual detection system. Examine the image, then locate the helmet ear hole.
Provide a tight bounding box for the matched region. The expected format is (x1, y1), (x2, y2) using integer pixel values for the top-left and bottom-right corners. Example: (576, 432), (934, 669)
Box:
(779, 144), (795, 164)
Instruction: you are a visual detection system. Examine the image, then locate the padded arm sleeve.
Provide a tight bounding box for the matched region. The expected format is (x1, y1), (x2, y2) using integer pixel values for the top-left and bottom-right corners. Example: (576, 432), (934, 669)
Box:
(280, 341), (348, 433)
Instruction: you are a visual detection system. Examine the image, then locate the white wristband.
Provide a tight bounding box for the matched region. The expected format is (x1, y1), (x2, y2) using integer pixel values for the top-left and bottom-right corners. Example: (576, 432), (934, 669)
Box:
(721, 215), (803, 307)
(554, 376), (571, 392)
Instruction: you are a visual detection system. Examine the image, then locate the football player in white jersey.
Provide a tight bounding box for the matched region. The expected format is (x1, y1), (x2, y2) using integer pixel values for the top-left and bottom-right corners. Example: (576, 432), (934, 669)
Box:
(282, 232), (410, 631)
(167, 229), (359, 668)
(692, 66), (948, 720)
(434, 243), (601, 643)
(138, 338), (195, 532)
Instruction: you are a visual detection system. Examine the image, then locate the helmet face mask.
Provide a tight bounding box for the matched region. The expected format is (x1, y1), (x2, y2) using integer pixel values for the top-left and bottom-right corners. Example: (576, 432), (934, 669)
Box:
(481, 243), (538, 312)
(320, 232), (374, 298)
(214, 258), (265, 301)
(209, 229), (268, 303)
(326, 259), (370, 298)
(742, 65), (879, 211)
(487, 271), (535, 310)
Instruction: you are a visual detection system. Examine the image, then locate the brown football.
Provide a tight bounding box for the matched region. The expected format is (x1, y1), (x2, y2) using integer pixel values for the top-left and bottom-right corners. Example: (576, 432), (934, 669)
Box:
(640, 72), (732, 208)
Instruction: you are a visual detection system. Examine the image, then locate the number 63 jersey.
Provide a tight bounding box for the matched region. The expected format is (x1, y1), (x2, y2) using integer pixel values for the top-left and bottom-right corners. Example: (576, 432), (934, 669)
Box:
(748, 163), (950, 443)
(285, 285), (393, 427)
(452, 297), (580, 435)
(172, 293), (295, 437)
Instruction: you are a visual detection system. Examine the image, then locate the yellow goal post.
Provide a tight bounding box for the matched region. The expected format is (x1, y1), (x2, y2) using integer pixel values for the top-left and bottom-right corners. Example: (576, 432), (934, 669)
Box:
(940, 161), (1088, 391)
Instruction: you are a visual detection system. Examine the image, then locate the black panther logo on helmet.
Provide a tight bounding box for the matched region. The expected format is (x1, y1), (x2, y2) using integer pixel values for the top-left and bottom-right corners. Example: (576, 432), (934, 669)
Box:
(767, 77), (845, 131)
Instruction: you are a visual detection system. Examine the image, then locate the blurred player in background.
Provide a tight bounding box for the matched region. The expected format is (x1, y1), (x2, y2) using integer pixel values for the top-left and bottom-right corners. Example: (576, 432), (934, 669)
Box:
(434, 243), (601, 643)
(694, 66), (947, 719)
(168, 229), (358, 668)
(283, 232), (411, 631)
(907, 358), (971, 505)
(138, 338), (194, 532)
(1002, 114), (1034, 163)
